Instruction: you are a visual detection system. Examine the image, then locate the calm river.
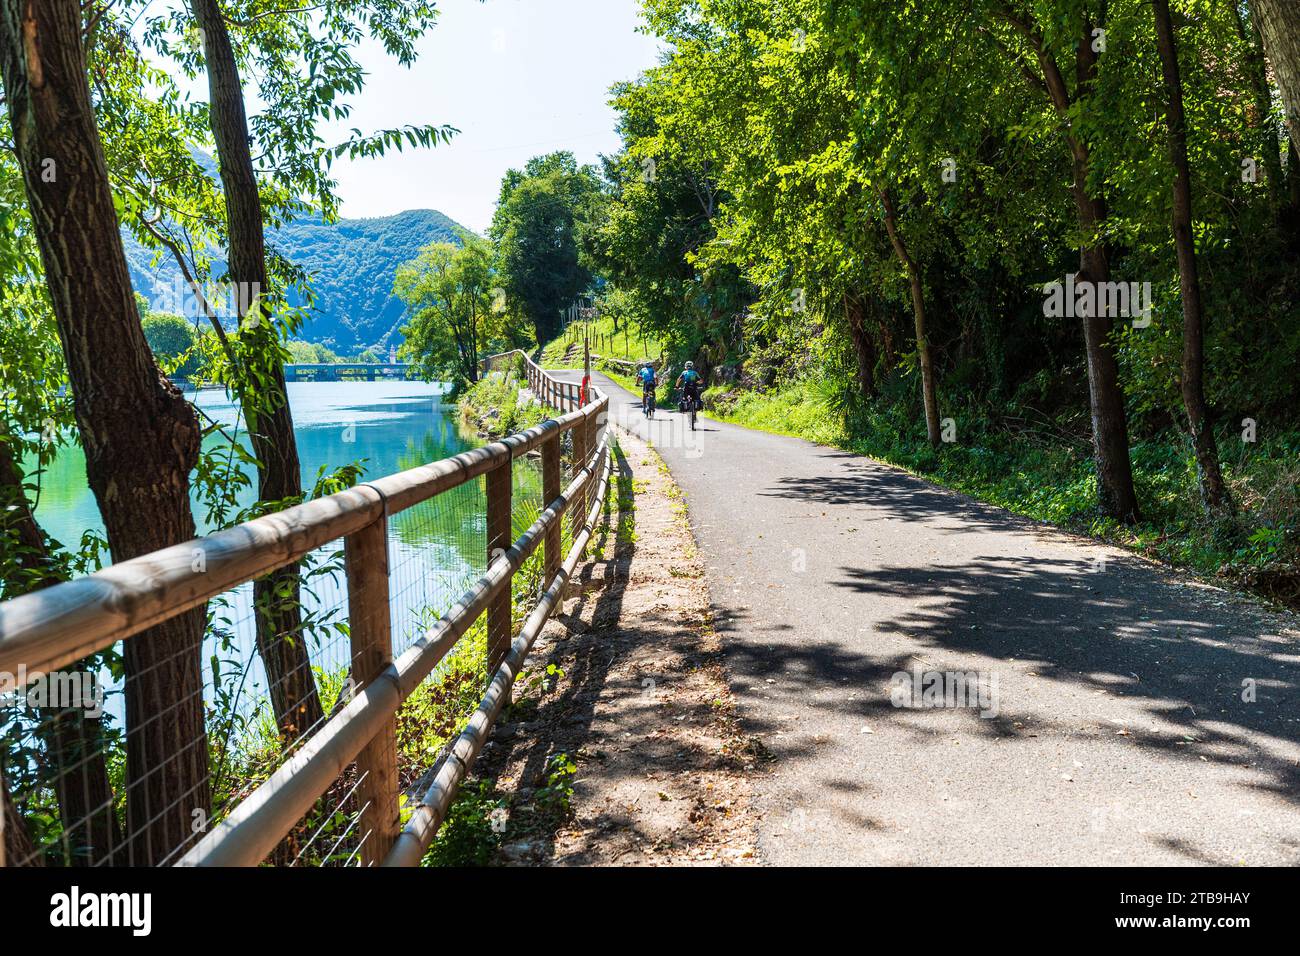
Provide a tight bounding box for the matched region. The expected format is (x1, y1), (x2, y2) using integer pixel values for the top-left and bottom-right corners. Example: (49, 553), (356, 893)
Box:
(29, 381), (534, 724)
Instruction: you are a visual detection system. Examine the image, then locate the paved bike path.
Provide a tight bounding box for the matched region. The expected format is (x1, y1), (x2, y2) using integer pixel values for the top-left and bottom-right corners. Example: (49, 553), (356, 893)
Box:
(556, 370), (1300, 865)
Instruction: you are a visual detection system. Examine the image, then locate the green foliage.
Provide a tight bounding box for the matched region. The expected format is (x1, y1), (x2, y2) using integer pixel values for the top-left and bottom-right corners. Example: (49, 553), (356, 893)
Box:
(141, 312), (203, 377)
(491, 152), (605, 346)
(422, 779), (506, 867)
(396, 232), (515, 386)
(535, 752), (577, 813)
(284, 340), (342, 364)
(539, 310), (666, 368)
(590, 0), (1300, 599)
(140, 0), (452, 224)
(0, 153), (70, 460)
(457, 371), (548, 439)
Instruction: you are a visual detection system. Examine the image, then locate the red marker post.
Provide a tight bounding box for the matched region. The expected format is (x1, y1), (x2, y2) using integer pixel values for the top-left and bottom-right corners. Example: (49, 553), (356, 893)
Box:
(582, 333), (591, 407)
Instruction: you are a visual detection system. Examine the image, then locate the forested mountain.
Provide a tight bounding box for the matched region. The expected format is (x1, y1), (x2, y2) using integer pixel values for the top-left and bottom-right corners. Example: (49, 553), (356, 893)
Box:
(123, 208), (467, 354)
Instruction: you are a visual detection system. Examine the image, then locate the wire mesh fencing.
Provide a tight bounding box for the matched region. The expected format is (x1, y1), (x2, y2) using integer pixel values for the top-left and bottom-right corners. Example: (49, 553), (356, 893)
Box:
(1, 353), (606, 868)
(0, 537), (362, 866)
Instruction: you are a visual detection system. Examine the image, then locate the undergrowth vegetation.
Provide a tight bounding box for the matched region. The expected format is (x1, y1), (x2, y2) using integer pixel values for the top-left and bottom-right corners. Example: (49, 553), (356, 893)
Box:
(713, 371), (1300, 605)
(458, 366), (548, 439)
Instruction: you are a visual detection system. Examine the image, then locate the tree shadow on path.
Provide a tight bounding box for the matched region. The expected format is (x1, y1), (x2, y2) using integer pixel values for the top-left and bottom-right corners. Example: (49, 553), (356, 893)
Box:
(735, 456), (1300, 816)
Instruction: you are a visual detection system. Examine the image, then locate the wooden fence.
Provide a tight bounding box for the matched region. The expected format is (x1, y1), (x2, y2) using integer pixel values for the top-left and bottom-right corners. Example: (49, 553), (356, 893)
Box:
(0, 351), (608, 866)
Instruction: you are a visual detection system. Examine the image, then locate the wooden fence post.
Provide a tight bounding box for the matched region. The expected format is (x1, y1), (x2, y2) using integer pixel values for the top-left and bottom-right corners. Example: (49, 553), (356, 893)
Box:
(542, 432), (561, 588)
(570, 414), (589, 544)
(345, 513), (399, 865)
(485, 454), (513, 681)
(585, 409), (600, 525)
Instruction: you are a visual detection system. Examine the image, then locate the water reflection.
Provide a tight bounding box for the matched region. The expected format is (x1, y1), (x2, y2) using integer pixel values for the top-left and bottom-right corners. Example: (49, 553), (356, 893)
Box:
(27, 381), (538, 726)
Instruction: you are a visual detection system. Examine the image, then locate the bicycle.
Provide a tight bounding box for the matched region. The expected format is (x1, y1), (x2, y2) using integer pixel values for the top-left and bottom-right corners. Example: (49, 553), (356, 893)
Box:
(678, 387), (700, 431)
(642, 384), (656, 419)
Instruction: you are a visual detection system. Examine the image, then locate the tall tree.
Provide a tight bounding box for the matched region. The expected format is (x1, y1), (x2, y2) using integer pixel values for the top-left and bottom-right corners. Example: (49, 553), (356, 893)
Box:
(191, 0), (323, 741)
(1152, 0), (1233, 516)
(0, 0), (209, 864)
(1232, 0), (1287, 205)
(2, 110), (125, 868)
(159, 0), (453, 739)
(880, 188), (942, 447)
(396, 233), (501, 386)
(492, 152), (604, 346)
(993, 3), (1140, 522)
(843, 292), (877, 399)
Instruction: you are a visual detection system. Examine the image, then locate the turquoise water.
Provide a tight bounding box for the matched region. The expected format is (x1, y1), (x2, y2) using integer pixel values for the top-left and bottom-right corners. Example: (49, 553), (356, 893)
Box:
(32, 381), (467, 545)
(27, 380), (533, 726)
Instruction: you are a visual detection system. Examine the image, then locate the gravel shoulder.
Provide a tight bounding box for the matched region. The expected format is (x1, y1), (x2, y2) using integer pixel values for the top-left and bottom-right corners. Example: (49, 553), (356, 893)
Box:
(475, 427), (759, 866)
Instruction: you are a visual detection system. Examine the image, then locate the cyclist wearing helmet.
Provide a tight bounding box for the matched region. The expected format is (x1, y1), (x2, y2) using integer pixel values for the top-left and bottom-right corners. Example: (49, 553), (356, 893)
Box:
(636, 363), (658, 412)
(675, 361), (703, 412)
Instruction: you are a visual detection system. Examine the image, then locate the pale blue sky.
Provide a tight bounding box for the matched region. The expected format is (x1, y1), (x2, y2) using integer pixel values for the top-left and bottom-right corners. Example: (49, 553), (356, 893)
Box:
(321, 0), (661, 231)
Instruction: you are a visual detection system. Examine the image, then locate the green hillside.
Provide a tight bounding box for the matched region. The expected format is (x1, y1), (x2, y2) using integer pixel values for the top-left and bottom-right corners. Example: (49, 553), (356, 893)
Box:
(124, 208), (467, 354)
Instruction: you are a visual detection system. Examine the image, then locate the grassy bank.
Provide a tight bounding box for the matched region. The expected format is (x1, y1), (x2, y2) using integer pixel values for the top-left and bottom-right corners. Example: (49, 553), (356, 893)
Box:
(458, 366), (548, 438)
(539, 314), (664, 369)
(713, 378), (1300, 608)
(537, 317), (679, 406)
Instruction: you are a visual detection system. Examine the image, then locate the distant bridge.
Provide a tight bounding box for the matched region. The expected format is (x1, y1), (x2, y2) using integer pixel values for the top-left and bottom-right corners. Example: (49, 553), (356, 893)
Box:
(284, 362), (413, 382)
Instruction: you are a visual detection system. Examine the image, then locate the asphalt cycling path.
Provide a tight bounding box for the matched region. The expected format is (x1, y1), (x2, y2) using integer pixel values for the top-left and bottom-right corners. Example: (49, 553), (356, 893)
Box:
(553, 369), (1300, 865)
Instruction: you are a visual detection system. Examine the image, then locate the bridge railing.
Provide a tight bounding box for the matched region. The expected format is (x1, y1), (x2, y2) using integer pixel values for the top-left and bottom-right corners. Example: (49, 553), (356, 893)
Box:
(0, 352), (608, 867)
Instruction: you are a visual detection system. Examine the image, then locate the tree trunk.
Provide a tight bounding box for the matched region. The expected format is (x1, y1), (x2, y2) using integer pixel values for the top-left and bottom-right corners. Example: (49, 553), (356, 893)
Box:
(1071, 31), (1140, 523)
(0, 0), (209, 864)
(843, 292), (877, 399)
(1153, 0), (1234, 517)
(879, 189), (941, 447)
(1235, 0), (1286, 202)
(1072, 191), (1140, 523)
(193, 0), (323, 741)
(1018, 12), (1140, 522)
(0, 433), (122, 864)
(879, 311), (897, 371)
(2, 774), (41, 866)
(1254, 0), (1300, 146)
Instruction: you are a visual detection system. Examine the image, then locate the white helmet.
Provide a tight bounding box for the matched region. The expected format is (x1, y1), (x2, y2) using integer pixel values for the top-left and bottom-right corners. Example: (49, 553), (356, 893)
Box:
(684, 361), (694, 369)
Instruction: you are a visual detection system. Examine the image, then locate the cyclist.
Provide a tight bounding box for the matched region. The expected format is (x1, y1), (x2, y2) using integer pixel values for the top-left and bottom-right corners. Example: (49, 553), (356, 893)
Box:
(675, 361), (703, 412)
(636, 363), (658, 415)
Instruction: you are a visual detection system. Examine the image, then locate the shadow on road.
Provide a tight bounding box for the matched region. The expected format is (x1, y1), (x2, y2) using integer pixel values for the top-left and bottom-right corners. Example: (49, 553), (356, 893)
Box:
(723, 455), (1300, 827)
(831, 555), (1300, 805)
(760, 452), (1045, 537)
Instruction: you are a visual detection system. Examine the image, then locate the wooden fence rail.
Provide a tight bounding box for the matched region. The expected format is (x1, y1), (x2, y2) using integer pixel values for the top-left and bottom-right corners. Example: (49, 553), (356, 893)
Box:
(0, 351), (608, 867)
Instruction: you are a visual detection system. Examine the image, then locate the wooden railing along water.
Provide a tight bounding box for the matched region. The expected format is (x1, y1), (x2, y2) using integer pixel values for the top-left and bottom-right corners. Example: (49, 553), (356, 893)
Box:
(0, 351), (608, 867)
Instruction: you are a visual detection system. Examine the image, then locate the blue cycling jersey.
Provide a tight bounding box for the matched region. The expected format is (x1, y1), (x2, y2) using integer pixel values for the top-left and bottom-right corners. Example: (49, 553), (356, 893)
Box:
(638, 367), (656, 385)
(680, 369), (701, 385)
